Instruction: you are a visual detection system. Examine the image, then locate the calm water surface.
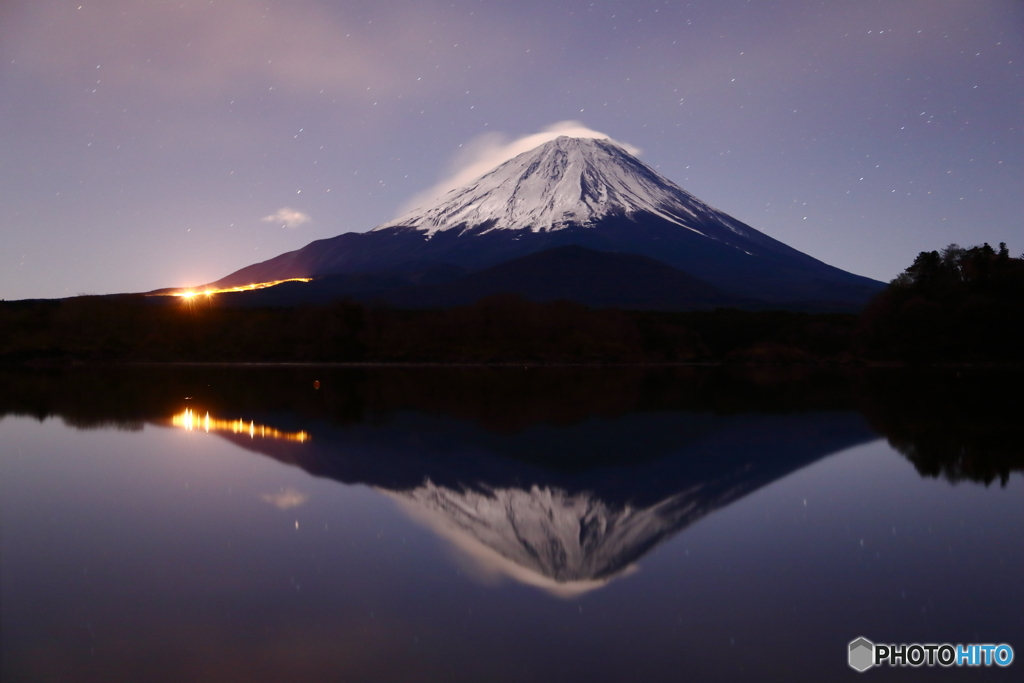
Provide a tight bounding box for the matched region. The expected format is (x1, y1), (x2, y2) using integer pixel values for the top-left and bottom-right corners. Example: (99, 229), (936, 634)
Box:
(1, 367), (1021, 682)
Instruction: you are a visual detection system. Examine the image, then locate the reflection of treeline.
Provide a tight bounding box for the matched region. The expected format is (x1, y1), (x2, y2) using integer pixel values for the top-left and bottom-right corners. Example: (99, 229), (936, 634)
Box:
(855, 370), (1024, 487)
(0, 294), (859, 364)
(0, 365), (859, 434)
(2, 365), (1020, 486)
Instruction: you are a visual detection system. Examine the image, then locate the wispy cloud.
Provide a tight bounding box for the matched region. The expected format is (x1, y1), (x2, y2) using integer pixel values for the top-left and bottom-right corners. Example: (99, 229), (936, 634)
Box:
(5, 1), (526, 113)
(263, 208), (311, 229)
(396, 121), (641, 215)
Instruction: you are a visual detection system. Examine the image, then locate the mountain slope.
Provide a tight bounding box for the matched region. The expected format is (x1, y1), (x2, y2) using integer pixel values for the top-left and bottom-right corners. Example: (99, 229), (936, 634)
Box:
(385, 245), (746, 310)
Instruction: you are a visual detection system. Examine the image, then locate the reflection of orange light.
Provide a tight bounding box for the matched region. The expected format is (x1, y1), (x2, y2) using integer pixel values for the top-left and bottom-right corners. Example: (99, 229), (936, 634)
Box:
(172, 408), (309, 443)
(150, 278), (313, 299)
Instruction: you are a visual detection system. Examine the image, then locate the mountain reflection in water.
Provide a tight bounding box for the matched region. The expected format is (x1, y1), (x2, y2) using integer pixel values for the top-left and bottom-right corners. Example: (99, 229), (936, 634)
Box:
(3, 365), (1022, 683)
(205, 407), (871, 595)
(7, 365), (1018, 597)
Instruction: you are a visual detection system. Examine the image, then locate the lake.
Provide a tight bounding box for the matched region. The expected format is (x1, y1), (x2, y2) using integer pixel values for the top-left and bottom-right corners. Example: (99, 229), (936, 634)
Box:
(1, 366), (1021, 682)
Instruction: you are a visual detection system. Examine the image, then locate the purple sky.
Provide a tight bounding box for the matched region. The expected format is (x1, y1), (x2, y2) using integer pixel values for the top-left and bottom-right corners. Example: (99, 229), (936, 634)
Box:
(2, 0), (1021, 299)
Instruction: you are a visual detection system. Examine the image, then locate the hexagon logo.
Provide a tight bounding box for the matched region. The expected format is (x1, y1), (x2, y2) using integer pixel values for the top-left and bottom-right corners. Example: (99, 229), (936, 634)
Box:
(849, 637), (875, 672)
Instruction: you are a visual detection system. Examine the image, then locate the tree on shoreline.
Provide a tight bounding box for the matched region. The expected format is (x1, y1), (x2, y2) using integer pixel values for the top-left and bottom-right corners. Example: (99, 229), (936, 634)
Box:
(858, 242), (1024, 362)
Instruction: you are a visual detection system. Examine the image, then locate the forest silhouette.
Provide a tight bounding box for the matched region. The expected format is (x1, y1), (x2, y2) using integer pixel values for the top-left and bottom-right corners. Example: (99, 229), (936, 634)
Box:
(1, 242), (1020, 365)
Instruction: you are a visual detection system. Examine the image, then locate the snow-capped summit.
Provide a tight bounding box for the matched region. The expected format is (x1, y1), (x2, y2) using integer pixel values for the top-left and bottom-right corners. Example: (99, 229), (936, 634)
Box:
(377, 136), (757, 243)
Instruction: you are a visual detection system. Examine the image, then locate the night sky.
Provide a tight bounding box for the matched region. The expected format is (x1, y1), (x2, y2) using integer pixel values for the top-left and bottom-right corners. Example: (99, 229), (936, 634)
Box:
(2, 0), (1021, 300)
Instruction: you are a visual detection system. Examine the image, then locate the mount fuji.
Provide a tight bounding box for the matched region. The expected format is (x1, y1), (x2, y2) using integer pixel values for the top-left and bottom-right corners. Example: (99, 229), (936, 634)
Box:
(210, 136), (883, 309)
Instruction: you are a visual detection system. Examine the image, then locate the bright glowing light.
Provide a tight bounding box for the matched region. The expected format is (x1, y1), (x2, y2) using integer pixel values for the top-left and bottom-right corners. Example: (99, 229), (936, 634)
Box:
(171, 408), (309, 443)
(151, 278), (313, 299)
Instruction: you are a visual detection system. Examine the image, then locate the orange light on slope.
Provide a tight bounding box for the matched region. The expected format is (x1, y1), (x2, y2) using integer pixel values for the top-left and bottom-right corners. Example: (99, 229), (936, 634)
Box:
(171, 408), (309, 443)
(151, 278), (313, 299)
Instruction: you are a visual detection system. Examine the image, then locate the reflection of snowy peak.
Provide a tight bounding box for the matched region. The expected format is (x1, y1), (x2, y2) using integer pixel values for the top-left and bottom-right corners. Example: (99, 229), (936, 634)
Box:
(387, 479), (745, 594)
(202, 408), (879, 595)
(377, 136), (760, 243)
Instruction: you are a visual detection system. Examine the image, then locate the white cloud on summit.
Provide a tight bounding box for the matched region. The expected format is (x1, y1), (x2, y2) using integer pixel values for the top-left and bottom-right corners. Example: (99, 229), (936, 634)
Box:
(396, 121), (641, 216)
(263, 208), (311, 229)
